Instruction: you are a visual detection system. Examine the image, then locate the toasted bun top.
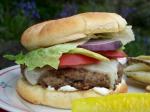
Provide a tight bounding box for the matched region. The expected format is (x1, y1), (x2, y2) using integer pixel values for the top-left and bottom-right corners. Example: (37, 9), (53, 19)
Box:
(21, 12), (127, 50)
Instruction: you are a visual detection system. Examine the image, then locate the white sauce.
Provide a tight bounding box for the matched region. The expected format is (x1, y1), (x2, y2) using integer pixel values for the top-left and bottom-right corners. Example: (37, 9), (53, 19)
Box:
(47, 85), (55, 91)
(47, 85), (77, 91)
(93, 87), (111, 95)
(117, 57), (127, 65)
(82, 60), (119, 88)
(47, 85), (111, 95)
(58, 85), (77, 91)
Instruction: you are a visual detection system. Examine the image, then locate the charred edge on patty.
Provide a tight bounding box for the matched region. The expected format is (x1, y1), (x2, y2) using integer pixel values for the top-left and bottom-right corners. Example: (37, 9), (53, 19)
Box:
(21, 64), (123, 90)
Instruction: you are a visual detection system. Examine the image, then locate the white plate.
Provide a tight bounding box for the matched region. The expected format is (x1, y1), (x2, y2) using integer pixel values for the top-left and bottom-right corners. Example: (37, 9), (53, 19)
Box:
(0, 65), (145, 112)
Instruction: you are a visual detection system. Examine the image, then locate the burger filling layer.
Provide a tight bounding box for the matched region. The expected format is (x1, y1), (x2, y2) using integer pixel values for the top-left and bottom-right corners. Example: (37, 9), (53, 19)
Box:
(21, 60), (123, 90)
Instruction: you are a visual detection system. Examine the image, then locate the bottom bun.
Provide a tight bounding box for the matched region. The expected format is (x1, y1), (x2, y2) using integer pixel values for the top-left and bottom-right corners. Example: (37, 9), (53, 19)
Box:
(16, 77), (128, 109)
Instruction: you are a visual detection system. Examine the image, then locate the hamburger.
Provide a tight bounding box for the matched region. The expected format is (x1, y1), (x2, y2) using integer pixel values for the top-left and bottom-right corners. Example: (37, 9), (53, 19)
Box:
(4, 12), (134, 109)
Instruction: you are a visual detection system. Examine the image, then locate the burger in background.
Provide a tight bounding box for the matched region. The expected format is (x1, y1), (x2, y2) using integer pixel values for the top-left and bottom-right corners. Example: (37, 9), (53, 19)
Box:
(4, 12), (134, 109)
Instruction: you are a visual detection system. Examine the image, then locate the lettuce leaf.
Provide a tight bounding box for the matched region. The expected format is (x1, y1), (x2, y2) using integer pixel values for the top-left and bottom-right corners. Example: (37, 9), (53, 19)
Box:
(95, 26), (135, 45)
(4, 43), (78, 70)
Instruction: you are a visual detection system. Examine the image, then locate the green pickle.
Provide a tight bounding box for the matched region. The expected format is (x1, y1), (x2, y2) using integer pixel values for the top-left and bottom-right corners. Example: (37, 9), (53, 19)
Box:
(72, 93), (150, 112)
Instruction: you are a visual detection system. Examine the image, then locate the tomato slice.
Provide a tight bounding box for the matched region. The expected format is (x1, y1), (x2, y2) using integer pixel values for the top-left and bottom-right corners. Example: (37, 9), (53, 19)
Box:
(97, 50), (126, 59)
(59, 50), (126, 67)
(59, 54), (99, 67)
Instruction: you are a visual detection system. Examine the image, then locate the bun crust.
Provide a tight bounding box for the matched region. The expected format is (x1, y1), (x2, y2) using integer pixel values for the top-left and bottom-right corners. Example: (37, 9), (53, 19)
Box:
(16, 77), (128, 109)
(21, 12), (127, 50)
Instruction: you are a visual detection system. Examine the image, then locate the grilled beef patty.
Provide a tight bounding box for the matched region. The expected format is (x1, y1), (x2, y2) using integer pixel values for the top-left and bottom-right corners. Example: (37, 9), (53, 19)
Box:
(21, 64), (123, 90)
(38, 68), (110, 90)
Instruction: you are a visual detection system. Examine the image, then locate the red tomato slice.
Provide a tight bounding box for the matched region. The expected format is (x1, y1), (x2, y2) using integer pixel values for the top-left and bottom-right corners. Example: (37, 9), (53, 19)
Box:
(98, 50), (127, 59)
(59, 54), (99, 67)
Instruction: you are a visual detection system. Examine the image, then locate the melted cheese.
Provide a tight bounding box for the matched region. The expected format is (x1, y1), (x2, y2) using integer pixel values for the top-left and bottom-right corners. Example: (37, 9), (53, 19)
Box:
(24, 68), (43, 85)
(82, 60), (119, 88)
(24, 67), (49, 85)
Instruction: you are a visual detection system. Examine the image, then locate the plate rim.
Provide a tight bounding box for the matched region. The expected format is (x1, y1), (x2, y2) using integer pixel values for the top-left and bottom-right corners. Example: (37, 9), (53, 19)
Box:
(0, 65), (28, 112)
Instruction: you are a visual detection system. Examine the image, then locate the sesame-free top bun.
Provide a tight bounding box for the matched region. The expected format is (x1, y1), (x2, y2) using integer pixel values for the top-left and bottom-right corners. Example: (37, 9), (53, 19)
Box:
(21, 12), (127, 50)
(16, 77), (128, 109)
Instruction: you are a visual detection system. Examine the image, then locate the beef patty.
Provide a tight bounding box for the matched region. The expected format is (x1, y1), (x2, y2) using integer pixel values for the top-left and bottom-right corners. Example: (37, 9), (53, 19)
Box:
(21, 64), (123, 90)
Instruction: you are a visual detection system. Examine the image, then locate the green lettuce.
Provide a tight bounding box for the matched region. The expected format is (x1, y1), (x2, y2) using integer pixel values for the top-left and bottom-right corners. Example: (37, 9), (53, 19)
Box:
(4, 43), (78, 70)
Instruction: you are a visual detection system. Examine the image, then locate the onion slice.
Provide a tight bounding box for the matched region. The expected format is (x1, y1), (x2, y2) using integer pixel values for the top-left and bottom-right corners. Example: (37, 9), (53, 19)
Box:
(79, 39), (122, 51)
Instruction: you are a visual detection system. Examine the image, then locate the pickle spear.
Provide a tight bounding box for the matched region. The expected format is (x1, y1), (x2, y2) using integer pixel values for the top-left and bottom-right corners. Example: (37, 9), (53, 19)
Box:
(72, 93), (150, 112)
(125, 56), (150, 85)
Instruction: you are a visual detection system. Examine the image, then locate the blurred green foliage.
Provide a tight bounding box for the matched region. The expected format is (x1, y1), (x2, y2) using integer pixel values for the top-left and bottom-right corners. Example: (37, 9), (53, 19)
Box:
(0, 0), (36, 41)
(0, 0), (150, 56)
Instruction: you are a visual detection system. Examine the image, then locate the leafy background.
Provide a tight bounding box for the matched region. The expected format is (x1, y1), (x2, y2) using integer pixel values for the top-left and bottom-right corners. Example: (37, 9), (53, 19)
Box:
(1, 0), (150, 69)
